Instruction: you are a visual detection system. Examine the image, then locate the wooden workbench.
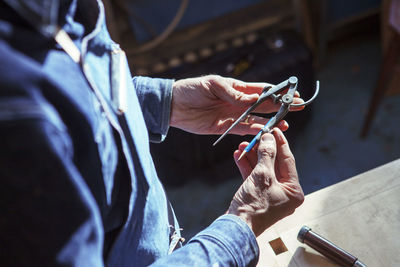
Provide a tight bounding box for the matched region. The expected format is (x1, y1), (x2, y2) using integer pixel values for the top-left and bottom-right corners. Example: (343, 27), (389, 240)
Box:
(257, 158), (400, 267)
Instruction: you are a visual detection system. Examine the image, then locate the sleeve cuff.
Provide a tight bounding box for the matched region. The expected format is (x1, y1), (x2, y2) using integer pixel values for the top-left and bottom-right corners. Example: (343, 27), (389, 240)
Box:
(190, 214), (259, 266)
(133, 76), (174, 143)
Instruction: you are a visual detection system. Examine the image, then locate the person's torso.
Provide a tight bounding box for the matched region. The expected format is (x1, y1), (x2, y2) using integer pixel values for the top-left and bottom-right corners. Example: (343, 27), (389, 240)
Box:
(0, 0), (178, 265)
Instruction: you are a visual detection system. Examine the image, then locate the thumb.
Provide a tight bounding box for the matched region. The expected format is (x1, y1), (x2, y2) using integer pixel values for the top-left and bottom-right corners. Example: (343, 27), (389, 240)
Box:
(256, 133), (277, 170)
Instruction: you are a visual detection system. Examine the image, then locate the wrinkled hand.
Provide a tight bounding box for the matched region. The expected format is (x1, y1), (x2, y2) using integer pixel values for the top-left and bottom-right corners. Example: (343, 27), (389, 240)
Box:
(170, 75), (304, 135)
(228, 128), (304, 236)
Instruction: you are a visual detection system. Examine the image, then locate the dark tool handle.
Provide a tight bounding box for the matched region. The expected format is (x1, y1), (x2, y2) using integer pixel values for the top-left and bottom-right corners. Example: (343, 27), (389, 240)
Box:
(298, 226), (357, 267)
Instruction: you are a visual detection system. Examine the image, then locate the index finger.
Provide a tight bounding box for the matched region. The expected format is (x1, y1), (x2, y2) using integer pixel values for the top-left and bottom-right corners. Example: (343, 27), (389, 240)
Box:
(228, 78), (274, 95)
(231, 79), (301, 98)
(256, 133), (277, 169)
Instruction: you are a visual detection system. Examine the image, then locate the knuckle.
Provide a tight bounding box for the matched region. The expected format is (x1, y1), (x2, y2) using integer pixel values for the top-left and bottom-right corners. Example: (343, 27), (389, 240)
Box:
(259, 146), (276, 159)
(205, 75), (225, 91)
(293, 191), (305, 206)
(252, 169), (268, 181)
(252, 166), (265, 179)
(234, 91), (244, 102)
(220, 118), (234, 130)
(200, 79), (211, 90)
(251, 166), (272, 186)
(208, 74), (222, 83)
(298, 194), (305, 205)
(290, 186), (305, 206)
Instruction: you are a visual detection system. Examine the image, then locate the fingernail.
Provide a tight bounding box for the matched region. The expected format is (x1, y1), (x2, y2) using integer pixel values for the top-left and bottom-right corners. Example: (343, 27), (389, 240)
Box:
(261, 132), (273, 142)
(278, 121), (286, 128)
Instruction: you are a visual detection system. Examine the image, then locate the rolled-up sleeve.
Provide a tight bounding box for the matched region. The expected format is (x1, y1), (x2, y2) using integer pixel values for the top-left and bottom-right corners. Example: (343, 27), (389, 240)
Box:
(150, 214), (260, 266)
(132, 76), (174, 143)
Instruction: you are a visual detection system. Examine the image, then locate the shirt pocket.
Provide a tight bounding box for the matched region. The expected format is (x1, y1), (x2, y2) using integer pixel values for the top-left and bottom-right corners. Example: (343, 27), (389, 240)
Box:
(0, 96), (73, 160)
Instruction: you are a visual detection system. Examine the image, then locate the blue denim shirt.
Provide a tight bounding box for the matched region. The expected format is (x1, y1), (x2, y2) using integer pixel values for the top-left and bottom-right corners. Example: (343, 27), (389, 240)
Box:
(0, 0), (259, 266)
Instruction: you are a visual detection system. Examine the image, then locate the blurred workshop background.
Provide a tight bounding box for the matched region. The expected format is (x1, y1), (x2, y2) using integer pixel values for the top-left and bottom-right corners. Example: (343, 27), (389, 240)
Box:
(105, 0), (400, 239)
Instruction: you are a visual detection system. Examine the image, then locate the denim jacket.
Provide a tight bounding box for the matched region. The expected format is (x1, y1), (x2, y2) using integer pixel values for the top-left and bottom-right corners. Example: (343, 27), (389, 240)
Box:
(0, 0), (259, 266)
